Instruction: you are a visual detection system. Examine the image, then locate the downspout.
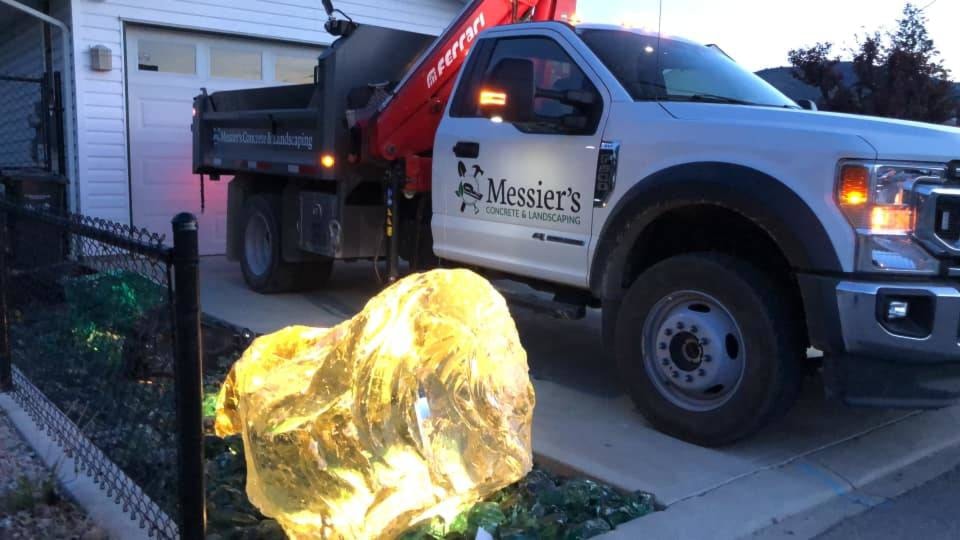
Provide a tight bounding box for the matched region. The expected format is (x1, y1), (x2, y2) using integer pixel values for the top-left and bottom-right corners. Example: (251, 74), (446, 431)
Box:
(1, 0), (79, 213)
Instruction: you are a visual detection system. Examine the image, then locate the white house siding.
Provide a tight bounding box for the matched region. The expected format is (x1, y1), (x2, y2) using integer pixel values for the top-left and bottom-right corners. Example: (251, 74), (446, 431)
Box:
(70, 0), (464, 226)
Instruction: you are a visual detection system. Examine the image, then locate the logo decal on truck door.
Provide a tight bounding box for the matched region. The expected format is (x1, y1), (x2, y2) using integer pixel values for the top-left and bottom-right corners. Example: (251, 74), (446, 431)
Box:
(455, 161), (483, 214)
(455, 161), (584, 226)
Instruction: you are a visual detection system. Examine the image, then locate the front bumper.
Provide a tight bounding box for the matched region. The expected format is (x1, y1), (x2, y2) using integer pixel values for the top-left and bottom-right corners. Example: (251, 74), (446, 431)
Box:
(800, 274), (960, 408)
(836, 282), (960, 362)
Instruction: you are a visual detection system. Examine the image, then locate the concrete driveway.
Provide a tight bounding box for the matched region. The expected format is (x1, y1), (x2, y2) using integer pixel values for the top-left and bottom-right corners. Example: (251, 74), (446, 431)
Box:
(200, 256), (960, 539)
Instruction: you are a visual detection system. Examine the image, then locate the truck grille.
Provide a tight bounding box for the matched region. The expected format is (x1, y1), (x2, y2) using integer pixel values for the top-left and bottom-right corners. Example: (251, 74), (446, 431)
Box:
(933, 195), (960, 244)
(913, 184), (960, 257)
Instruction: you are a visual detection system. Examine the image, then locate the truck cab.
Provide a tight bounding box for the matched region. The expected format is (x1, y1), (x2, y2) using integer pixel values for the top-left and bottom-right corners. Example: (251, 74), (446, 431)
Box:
(431, 22), (960, 445)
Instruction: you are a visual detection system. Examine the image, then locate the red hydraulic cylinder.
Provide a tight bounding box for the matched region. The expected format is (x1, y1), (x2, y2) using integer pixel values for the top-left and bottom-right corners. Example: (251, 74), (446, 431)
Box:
(368, 0), (577, 191)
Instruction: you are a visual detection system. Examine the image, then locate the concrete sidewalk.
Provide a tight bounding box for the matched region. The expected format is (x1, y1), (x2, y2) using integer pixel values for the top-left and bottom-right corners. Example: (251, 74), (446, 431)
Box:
(200, 256), (960, 539)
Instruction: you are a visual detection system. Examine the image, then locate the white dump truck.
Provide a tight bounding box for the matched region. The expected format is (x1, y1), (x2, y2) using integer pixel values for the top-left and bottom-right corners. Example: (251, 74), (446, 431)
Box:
(193, 0), (960, 445)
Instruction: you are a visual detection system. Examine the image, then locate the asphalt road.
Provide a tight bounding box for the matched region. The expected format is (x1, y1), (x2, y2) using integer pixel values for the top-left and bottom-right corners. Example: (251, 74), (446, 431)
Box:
(816, 464), (960, 540)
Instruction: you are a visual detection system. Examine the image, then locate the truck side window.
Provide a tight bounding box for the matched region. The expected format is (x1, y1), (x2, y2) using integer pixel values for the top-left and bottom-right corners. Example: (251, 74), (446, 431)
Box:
(452, 37), (602, 136)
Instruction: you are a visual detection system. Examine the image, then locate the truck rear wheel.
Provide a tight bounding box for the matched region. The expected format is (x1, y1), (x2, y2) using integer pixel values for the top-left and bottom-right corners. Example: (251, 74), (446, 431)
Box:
(241, 195), (332, 294)
(615, 253), (802, 446)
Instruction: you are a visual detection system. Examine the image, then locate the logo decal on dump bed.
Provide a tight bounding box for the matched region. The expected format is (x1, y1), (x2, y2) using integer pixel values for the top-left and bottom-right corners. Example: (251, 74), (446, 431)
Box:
(455, 161), (584, 226)
(212, 127), (314, 150)
(427, 13), (486, 89)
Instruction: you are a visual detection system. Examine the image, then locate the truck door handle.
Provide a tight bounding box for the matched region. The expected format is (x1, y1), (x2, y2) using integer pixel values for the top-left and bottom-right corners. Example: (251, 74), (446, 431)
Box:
(453, 141), (480, 159)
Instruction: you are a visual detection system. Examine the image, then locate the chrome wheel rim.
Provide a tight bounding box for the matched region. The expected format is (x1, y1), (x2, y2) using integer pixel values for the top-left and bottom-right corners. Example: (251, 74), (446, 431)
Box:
(642, 290), (746, 412)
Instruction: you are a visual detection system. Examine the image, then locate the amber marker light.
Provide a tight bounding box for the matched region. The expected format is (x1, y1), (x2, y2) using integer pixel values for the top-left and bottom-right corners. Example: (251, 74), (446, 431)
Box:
(479, 89), (507, 107)
(838, 164), (870, 206)
(321, 154), (336, 168)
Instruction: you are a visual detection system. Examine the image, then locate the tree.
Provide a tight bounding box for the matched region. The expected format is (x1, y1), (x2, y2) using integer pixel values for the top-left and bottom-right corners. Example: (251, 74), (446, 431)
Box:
(788, 3), (955, 123)
(850, 33), (883, 113)
(787, 43), (840, 105)
(787, 42), (858, 113)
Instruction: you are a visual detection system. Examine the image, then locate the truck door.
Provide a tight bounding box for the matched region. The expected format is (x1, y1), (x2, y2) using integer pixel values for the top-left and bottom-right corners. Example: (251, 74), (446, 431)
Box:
(432, 30), (610, 287)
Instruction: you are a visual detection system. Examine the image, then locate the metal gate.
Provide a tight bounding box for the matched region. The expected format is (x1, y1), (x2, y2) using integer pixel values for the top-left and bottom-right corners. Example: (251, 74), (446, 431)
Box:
(0, 72), (64, 174)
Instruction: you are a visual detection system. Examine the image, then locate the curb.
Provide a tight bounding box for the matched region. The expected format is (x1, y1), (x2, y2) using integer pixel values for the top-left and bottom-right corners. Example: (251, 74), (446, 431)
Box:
(751, 444), (960, 539)
(0, 393), (152, 540)
(599, 405), (960, 539)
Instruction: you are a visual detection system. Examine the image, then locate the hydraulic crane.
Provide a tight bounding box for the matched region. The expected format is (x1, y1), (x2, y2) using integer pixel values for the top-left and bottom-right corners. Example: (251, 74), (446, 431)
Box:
(322, 0), (578, 192)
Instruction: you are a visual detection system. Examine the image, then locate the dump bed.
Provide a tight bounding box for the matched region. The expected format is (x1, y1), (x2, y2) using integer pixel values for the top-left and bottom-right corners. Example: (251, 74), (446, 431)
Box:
(192, 25), (435, 181)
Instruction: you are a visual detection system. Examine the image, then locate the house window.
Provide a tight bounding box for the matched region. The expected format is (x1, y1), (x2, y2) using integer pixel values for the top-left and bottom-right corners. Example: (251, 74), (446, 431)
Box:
(211, 48), (262, 80)
(275, 55), (318, 84)
(138, 40), (196, 74)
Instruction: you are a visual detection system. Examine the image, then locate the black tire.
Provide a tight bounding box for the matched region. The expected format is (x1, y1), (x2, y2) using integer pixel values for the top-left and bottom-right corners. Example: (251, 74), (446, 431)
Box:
(240, 195), (333, 294)
(615, 252), (803, 447)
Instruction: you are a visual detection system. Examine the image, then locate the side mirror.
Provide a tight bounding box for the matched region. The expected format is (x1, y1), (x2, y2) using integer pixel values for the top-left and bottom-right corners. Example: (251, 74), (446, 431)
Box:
(796, 99), (818, 111)
(478, 58), (535, 123)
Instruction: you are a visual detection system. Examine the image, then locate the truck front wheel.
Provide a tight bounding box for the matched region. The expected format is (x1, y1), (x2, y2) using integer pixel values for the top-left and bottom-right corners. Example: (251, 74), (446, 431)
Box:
(615, 253), (802, 446)
(241, 195), (332, 293)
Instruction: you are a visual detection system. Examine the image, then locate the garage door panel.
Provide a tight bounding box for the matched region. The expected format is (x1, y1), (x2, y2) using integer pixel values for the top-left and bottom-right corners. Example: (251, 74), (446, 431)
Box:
(126, 26), (321, 255)
(139, 197), (206, 214)
(135, 138), (193, 156)
(140, 99), (193, 128)
(140, 158), (196, 185)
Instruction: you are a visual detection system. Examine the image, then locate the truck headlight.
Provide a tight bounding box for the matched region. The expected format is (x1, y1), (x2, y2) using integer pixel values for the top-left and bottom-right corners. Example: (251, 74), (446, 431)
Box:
(836, 161), (946, 274)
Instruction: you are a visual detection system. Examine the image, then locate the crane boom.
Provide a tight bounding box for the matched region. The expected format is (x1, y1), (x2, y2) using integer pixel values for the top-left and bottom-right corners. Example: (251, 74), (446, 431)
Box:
(368, 0), (577, 191)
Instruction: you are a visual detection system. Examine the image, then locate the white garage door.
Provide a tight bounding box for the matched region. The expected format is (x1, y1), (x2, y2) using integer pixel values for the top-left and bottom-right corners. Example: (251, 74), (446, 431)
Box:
(126, 26), (322, 255)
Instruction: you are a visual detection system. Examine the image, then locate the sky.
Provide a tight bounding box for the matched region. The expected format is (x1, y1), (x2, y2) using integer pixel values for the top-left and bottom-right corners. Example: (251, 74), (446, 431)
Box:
(577, 0), (960, 77)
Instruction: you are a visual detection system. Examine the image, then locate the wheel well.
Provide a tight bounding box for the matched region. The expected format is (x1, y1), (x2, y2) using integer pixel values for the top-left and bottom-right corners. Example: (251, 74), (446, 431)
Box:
(623, 205), (808, 344)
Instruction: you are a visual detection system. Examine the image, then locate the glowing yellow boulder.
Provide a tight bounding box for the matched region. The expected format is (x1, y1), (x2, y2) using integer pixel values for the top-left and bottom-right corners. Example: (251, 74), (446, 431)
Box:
(214, 269), (535, 539)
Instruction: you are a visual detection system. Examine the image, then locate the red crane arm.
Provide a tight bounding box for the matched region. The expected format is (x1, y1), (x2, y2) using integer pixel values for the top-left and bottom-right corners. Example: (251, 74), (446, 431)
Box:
(368, 0), (577, 190)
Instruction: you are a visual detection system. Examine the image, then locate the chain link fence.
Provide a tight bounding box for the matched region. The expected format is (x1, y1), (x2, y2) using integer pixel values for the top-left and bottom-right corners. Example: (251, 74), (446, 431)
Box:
(0, 196), (206, 539)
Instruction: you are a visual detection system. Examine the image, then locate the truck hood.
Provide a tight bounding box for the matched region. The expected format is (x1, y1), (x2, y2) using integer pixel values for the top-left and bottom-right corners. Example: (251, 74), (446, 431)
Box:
(660, 102), (960, 163)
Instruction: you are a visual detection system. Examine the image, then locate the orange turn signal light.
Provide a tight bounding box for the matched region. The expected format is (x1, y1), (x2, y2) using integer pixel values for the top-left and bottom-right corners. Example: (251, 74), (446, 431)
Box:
(479, 89), (507, 107)
(321, 154), (335, 168)
(871, 206), (914, 232)
(838, 165), (870, 206)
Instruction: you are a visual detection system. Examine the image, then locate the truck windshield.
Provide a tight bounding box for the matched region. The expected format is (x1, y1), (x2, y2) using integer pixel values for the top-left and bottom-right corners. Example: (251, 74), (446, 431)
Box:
(578, 28), (798, 109)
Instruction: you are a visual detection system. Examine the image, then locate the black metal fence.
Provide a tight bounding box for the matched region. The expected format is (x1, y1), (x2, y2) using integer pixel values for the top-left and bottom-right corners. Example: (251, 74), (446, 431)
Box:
(0, 73), (64, 174)
(0, 196), (205, 539)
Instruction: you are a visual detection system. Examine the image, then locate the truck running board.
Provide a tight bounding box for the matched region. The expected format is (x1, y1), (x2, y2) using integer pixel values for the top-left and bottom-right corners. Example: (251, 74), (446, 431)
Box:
(498, 289), (587, 320)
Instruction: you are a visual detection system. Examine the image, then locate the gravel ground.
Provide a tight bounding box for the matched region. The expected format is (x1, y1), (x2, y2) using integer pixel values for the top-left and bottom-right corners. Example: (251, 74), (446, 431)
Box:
(0, 409), (104, 540)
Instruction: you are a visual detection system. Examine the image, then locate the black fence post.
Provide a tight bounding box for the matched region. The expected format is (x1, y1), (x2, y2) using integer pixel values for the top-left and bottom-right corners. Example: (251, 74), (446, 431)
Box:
(0, 196), (10, 393)
(171, 213), (205, 539)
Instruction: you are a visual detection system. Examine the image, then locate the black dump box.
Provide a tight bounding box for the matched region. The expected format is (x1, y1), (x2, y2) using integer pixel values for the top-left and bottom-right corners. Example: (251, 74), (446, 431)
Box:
(192, 25), (434, 181)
